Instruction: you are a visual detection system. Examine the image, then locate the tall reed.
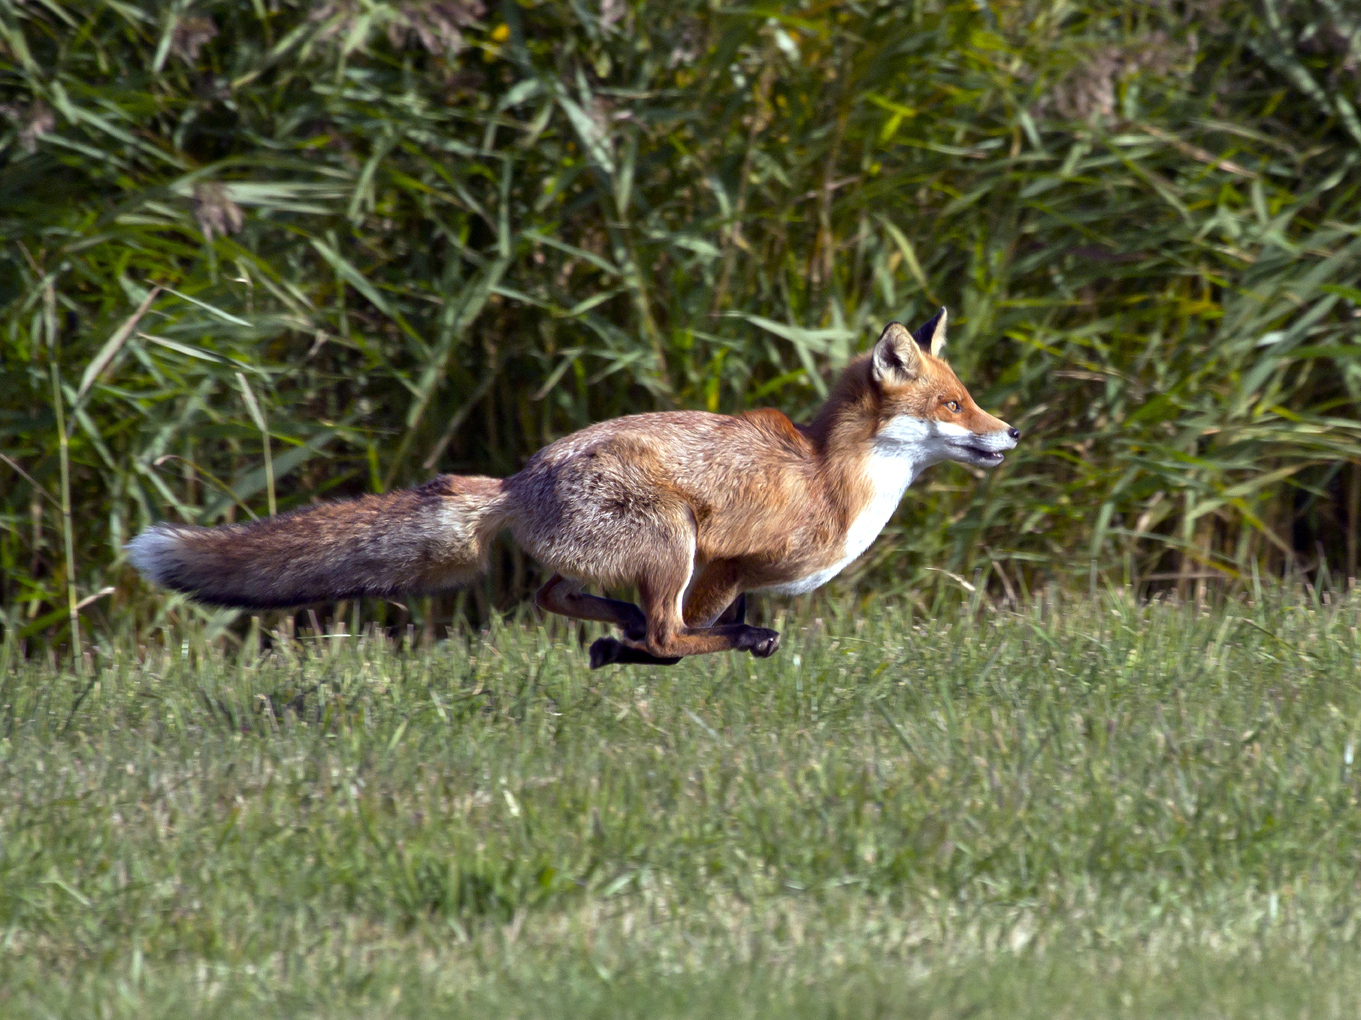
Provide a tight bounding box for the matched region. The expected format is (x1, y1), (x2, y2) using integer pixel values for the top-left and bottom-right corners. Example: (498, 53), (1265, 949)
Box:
(2, 0), (1360, 645)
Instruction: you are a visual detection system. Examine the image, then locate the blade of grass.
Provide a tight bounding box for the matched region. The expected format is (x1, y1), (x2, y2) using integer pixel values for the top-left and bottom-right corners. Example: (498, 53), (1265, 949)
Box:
(236, 372), (275, 517)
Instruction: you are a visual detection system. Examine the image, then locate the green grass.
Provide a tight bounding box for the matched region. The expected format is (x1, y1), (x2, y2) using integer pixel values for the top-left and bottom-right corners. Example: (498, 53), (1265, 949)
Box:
(3, 587), (1361, 1017)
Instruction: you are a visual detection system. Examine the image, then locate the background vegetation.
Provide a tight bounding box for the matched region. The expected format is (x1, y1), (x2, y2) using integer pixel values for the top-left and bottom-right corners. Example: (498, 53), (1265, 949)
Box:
(4, 0), (1361, 649)
(6, 5), (1361, 1012)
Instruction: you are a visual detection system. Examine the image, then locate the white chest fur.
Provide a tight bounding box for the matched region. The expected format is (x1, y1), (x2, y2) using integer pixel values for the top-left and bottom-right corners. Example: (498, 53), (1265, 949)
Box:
(756, 433), (922, 596)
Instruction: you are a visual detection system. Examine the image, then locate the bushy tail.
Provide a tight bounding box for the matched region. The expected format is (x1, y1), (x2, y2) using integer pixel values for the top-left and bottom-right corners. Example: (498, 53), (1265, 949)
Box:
(126, 475), (512, 608)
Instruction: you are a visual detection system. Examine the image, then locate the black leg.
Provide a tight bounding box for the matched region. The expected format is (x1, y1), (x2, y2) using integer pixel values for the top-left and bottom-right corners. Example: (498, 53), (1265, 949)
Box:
(714, 593), (747, 626)
(600, 597), (648, 640)
(536, 574), (648, 641)
(589, 637), (682, 670)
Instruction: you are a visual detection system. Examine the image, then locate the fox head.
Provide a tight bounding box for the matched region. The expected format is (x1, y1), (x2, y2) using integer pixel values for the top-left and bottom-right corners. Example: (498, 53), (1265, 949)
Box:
(863, 309), (1018, 469)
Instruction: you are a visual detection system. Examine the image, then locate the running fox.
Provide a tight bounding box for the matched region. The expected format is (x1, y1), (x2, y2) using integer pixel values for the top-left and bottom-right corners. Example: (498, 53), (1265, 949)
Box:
(128, 310), (1018, 667)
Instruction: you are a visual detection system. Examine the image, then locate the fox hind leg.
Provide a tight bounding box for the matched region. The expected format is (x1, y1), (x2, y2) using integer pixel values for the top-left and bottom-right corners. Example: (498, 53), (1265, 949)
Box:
(511, 455), (773, 666)
(599, 544), (779, 667)
(588, 639), (681, 669)
(534, 573), (647, 641)
(534, 573), (683, 667)
(590, 622), (777, 670)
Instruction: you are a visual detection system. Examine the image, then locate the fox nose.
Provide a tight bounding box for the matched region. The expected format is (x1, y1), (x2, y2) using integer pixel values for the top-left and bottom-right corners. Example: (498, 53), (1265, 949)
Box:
(1008, 428), (1020, 441)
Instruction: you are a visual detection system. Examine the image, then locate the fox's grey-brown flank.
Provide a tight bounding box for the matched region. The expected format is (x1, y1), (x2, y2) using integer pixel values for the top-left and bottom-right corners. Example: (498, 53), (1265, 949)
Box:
(128, 311), (1018, 668)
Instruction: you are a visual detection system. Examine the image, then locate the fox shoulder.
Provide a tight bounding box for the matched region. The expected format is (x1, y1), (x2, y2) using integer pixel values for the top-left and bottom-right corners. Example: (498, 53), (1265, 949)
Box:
(737, 407), (807, 452)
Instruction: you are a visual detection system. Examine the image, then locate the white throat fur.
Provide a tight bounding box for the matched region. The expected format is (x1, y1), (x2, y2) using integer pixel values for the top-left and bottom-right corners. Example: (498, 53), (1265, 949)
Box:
(756, 415), (930, 596)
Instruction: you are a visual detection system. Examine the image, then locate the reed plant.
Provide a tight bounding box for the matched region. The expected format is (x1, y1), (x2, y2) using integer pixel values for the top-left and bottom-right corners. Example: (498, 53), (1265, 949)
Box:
(3, 0), (1361, 647)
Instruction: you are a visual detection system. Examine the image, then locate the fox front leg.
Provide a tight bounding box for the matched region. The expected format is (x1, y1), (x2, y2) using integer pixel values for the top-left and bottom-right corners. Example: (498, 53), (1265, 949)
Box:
(714, 593), (746, 626)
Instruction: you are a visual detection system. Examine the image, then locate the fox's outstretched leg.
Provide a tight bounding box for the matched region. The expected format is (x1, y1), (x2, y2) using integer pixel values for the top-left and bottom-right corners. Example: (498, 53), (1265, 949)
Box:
(588, 642), (683, 668)
(714, 594), (747, 626)
(589, 551), (778, 669)
(682, 560), (747, 628)
(536, 574), (682, 668)
(534, 574), (648, 640)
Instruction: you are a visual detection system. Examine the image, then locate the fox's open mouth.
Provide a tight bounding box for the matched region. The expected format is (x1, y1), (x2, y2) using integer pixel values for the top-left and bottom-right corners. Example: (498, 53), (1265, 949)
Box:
(958, 444), (1005, 465)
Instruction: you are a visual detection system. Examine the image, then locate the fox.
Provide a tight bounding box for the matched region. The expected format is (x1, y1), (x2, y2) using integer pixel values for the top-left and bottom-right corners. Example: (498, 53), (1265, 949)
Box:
(127, 310), (1018, 668)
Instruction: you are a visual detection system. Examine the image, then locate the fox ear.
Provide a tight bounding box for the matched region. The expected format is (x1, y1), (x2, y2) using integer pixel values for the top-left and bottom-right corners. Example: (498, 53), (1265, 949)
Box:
(871, 322), (922, 384)
(912, 307), (948, 357)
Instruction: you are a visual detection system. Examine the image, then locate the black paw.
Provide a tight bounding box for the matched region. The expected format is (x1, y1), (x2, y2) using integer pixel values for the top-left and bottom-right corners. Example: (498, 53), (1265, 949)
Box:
(622, 614), (648, 643)
(590, 637), (621, 670)
(738, 627), (781, 658)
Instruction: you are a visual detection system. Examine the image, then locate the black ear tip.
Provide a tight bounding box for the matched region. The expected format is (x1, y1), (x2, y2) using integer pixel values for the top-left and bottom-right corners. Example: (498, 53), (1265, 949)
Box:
(911, 308), (946, 349)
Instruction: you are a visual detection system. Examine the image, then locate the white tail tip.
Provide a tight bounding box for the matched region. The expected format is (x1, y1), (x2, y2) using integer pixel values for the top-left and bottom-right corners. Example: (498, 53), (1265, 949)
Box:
(125, 525), (188, 587)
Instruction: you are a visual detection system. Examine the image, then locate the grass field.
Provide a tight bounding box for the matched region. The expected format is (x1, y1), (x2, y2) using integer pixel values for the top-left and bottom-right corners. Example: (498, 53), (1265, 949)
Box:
(4, 587), (1361, 1018)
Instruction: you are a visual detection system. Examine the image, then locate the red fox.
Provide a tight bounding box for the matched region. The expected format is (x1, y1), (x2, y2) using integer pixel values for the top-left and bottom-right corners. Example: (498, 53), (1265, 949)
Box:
(128, 310), (1017, 667)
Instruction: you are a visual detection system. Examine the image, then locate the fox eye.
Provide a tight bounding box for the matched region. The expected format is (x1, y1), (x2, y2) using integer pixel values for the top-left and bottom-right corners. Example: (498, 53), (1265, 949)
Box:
(944, 399), (961, 413)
